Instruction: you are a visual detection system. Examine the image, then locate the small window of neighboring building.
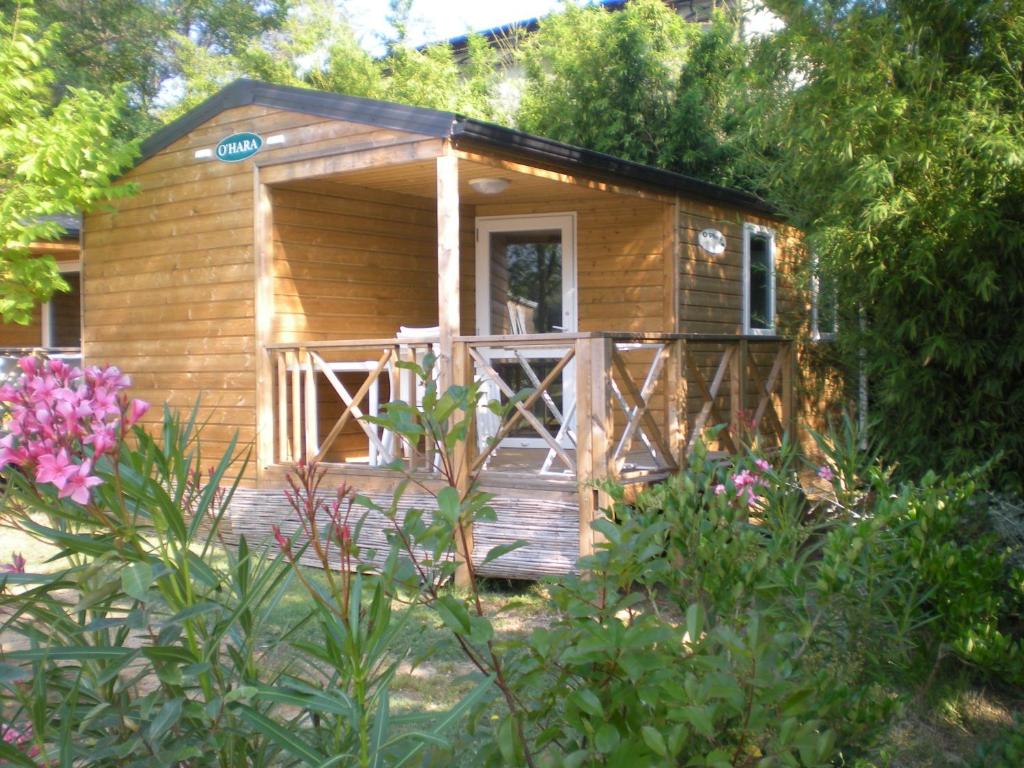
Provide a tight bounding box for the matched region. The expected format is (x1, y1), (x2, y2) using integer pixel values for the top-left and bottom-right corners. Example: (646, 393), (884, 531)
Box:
(42, 262), (81, 349)
(743, 224), (775, 334)
(811, 255), (838, 340)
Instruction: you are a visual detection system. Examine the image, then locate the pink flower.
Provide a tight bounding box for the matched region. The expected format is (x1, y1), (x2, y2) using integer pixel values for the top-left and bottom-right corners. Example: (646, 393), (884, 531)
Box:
(35, 448), (75, 488)
(714, 483), (726, 495)
(124, 398), (150, 428)
(84, 426), (117, 458)
(272, 525), (291, 553)
(732, 469), (757, 489)
(2, 552), (26, 573)
(57, 460), (103, 505)
(0, 722), (39, 758)
(817, 465), (834, 482)
(17, 357), (38, 376)
(755, 458), (771, 473)
(0, 434), (28, 471)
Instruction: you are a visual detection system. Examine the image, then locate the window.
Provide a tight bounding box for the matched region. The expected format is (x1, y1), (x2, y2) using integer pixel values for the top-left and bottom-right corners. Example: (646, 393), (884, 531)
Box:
(42, 261), (81, 349)
(743, 224), (775, 334)
(811, 255), (838, 340)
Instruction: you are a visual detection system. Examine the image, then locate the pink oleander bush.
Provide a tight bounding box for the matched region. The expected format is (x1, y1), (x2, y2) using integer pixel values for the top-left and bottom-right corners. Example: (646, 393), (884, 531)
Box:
(0, 357), (507, 767)
(0, 356), (148, 504)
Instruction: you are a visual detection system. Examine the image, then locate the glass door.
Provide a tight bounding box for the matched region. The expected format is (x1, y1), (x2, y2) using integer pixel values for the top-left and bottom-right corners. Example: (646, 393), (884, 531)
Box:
(475, 214), (576, 448)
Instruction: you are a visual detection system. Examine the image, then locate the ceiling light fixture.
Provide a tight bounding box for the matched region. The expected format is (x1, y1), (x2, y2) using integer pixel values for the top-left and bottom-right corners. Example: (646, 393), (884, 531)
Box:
(468, 177), (510, 195)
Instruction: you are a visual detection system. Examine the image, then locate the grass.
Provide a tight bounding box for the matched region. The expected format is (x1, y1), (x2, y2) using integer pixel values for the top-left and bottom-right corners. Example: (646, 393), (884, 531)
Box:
(875, 670), (1023, 767)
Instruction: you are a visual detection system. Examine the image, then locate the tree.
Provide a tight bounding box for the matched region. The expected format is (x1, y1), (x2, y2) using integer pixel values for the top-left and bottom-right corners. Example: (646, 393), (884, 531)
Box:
(0, 0), (291, 133)
(169, 0), (501, 123)
(0, 2), (136, 322)
(742, 0), (1024, 484)
(516, 0), (693, 168)
(515, 0), (754, 183)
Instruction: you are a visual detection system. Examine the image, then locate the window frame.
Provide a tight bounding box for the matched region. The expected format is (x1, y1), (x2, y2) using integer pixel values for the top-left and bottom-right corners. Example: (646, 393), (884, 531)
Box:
(41, 260), (82, 349)
(810, 254), (838, 341)
(742, 223), (776, 336)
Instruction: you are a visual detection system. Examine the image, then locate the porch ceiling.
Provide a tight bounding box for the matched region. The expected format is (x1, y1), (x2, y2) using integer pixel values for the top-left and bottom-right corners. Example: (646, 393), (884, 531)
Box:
(294, 155), (631, 206)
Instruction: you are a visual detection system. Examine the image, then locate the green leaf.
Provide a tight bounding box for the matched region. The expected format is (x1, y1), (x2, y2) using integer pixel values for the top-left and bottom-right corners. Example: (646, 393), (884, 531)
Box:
(434, 594), (472, 635)
(570, 689), (604, 718)
(147, 698), (182, 741)
(121, 561), (153, 601)
(594, 723), (620, 754)
(480, 540), (528, 565)
(235, 705), (325, 765)
(5, 647), (135, 662)
(436, 486), (461, 526)
(641, 725), (668, 757)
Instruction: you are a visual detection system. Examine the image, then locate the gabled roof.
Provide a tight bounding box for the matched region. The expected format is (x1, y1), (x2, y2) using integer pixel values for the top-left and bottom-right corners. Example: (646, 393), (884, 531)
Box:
(141, 79), (773, 214)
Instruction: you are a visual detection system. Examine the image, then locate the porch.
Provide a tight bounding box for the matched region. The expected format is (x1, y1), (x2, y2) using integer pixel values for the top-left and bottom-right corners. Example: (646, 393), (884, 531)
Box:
(240, 331), (795, 578)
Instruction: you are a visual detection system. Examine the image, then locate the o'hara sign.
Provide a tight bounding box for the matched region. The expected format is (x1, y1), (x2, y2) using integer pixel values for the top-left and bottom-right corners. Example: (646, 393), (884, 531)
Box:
(215, 132), (263, 163)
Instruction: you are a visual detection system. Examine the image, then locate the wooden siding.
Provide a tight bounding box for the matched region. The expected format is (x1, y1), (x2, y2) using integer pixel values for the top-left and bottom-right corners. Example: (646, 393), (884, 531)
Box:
(677, 201), (816, 448)
(82, 105), (437, 472)
(0, 304), (43, 348)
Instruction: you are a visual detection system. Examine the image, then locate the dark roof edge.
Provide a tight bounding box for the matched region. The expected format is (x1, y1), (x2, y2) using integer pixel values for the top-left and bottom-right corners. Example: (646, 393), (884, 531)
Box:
(138, 79), (458, 164)
(451, 120), (776, 215)
(138, 79), (774, 216)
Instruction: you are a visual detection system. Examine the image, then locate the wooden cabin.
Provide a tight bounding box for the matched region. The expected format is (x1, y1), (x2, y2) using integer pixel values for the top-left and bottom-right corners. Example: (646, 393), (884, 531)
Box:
(80, 79), (828, 579)
(0, 215), (83, 372)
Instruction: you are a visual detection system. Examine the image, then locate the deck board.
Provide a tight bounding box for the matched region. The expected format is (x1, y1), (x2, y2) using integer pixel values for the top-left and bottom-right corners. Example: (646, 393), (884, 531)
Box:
(226, 468), (582, 578)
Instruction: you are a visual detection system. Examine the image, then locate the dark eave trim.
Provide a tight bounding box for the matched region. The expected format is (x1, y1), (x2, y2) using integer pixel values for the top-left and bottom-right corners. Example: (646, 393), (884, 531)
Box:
(137, 79), (775, 215)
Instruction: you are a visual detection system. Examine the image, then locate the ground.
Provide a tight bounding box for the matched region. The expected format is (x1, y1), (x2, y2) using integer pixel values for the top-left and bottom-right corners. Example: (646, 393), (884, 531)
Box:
(1, 523), (1021, 766)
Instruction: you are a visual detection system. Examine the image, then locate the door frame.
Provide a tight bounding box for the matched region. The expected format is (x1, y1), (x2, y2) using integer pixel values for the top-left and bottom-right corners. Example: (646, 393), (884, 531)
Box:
(474, 212), (577, 337)
(474, 212), (578, 450)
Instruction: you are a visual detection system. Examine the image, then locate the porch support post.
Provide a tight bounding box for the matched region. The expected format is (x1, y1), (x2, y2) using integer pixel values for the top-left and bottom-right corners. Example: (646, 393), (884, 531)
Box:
(667, 337), (688, 467)
(253, 174), (275, 481)
(452, 339), (474, 587)
(577, 335), (612, 560)
(781, 341), (796, 440)
(436, 148), (460, 392)
(437, 147), (473, 585)
(730, 338), (749, 448)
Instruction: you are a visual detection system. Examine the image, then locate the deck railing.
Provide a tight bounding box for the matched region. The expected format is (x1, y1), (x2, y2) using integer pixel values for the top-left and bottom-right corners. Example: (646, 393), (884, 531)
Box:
(265, 332), (795, 484)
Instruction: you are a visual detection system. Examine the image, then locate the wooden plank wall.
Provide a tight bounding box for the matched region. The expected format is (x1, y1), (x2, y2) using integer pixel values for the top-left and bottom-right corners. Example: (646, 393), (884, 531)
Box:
(83, 105), (433, 475)
(0, 305), (43, 348)
(268, 180), (478, 462)
(677, 200), (811, 449)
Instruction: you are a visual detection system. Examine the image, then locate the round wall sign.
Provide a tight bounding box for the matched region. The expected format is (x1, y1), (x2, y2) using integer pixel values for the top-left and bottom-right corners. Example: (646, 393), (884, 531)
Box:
(698, 228), (727, 256)
(215, 132), (263, 163)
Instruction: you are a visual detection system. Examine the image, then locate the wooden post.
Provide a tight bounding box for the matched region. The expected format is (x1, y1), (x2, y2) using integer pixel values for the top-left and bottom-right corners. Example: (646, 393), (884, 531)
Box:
(452, 340), (473, 587)
(303, 350), (318, 461)
(781, 341), (796, 440)
(730, 339), (748, 447)
(577, 335), (612, 560)
(436, 149), (460, 393)
(290, 349), (302, 462)
(253, 175), (275, 481)
(276, 352), (287, 464)
(666, 337), (688, 468)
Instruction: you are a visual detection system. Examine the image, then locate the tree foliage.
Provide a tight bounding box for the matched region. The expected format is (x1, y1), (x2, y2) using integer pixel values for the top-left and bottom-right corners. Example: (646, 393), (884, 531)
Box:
(516, 0), (749, 182)
(0, 0), (290, 134)
(741, 0), (1024, 485)
(517, 0), (693, 168)
(0, 2), (136, 323)
(167, 0), (501, 122)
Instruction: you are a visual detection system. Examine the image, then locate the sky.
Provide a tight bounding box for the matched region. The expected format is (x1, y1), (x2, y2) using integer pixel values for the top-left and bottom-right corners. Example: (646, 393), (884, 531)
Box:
(344, 0), (568, 50)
